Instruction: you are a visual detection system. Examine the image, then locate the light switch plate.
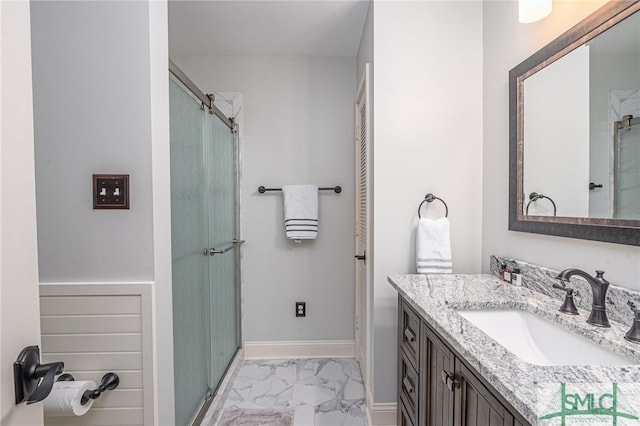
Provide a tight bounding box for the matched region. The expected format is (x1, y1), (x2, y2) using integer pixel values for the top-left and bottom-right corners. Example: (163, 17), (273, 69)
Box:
(93, 174), (129, 209)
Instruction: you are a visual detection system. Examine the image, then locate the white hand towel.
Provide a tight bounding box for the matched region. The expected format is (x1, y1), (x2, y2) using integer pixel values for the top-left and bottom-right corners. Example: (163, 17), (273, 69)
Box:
(416, 217), (452, 274)
(282, 184), (318, 240)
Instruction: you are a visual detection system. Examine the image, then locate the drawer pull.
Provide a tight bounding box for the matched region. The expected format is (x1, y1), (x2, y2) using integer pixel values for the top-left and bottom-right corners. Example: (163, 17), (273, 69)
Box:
(404, 328), (416, 343)
(441, 371), (458, 392)
(402, 376), (415, 394)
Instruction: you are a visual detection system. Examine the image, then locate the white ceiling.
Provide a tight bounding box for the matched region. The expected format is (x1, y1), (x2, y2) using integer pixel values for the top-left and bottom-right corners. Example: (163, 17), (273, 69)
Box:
(168, 0), (370, 57)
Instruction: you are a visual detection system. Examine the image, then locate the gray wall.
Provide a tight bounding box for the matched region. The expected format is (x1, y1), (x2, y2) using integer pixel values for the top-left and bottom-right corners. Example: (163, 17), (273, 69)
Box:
(372, 0), (483, 403)
(357, 3), (373, 83)
(482, 0), (640, 292)
(173, 55), (357, 342)
(31, 1), (154, 282)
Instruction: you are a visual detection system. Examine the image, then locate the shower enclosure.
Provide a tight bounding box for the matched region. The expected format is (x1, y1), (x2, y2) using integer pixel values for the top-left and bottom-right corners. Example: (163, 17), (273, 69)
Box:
(169, 62), (241, 426)
(614, 115), (640, 219)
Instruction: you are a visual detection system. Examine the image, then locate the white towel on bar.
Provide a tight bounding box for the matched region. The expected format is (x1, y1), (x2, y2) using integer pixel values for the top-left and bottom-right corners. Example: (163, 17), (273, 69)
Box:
(282, 184), (319, 240)
(416, 217), (452, 274)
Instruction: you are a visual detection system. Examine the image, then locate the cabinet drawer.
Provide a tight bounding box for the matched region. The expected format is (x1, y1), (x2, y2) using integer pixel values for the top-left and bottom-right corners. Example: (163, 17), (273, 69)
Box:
(400, 299), (420, 368)
(399, 399), (415, 426)
(400, 351), (419, 425)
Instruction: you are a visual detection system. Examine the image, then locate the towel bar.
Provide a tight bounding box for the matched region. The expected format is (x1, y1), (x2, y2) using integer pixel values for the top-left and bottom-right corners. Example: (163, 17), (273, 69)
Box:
(258, 185), (342, 194)
(418, 193), (448, 218)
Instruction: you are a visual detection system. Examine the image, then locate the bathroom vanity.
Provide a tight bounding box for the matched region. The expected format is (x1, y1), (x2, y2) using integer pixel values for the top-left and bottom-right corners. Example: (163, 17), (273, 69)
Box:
(390, 274), (640, 426)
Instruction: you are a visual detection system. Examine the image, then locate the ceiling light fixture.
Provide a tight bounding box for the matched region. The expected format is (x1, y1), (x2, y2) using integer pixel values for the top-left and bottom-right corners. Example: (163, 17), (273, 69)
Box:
(519, 0), (552, 23)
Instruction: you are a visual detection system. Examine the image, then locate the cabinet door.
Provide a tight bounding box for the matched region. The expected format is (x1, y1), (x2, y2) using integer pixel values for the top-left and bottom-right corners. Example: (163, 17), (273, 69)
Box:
(421, 325), (455, 426)
(454, 360), (514, 426)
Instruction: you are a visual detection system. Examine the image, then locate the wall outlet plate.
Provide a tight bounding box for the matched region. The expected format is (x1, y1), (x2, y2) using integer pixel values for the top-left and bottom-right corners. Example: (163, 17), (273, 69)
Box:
(296, 302), (306, 317)
(93, 174), (129, 209)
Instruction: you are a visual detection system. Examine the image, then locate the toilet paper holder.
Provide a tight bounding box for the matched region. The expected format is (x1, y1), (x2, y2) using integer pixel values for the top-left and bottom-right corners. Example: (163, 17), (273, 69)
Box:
(57, 372), (120, 405)
(14, 345), (65, 404)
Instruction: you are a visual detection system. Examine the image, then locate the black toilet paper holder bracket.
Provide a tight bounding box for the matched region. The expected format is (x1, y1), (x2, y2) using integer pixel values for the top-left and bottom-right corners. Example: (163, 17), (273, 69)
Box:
(57, 372), (120, 405)
(14, 345), (65, 405)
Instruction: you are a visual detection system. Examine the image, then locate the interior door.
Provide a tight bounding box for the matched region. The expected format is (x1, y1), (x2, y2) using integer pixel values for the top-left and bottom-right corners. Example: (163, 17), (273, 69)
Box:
(0, 2), (45, 424)
(354, 63), (371, 396)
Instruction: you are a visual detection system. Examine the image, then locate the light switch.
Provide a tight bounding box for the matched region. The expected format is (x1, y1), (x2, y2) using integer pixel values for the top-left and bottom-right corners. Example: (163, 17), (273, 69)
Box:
(93, 174), (129, 209)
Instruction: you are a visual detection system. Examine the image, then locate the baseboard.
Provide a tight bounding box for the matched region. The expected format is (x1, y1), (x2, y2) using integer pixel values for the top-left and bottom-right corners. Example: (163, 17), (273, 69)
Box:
(366, 389), (397, 426)
(243, 340), (355, 360)
(369, 402), (397, 426)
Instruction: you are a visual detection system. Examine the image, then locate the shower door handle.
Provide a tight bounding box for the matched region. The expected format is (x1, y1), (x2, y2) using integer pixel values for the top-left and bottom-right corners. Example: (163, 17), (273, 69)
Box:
(206, 239), (245, 256)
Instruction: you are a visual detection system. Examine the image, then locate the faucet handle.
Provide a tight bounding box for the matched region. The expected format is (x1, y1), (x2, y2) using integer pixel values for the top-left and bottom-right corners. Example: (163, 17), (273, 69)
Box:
(625, 300), (640, 344)
(595, 270), (609, 284)
(552, 282), (579, 315)
(553, 282), (571, 293)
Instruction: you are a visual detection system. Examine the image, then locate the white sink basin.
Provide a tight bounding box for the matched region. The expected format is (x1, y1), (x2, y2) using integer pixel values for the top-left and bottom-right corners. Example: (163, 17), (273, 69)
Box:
(457, 309), (638, 366)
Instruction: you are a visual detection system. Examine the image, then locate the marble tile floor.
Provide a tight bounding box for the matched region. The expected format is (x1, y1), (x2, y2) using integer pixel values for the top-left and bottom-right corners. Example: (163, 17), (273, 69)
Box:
(211, 358), (368, 426)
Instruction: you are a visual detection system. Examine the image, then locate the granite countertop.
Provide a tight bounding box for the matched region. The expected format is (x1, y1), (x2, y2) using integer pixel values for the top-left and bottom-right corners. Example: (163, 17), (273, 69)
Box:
(388, 274), (640, 425)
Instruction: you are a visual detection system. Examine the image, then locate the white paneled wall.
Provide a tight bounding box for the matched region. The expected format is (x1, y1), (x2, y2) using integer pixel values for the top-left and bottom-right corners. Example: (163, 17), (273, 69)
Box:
(39, 283), (154, 426)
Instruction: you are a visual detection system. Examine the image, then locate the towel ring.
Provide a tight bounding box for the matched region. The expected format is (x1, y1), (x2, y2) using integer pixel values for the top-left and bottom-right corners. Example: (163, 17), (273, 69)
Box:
(418, 193), (448, 218)
(525, 192), (557, 217)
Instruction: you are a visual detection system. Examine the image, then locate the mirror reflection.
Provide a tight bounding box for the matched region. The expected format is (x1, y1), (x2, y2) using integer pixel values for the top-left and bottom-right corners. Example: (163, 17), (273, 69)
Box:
(522, 10), (640, 220)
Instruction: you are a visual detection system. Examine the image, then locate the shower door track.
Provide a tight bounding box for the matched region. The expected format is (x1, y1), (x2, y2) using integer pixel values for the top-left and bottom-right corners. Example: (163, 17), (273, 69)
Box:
(169, 59), (234, 130)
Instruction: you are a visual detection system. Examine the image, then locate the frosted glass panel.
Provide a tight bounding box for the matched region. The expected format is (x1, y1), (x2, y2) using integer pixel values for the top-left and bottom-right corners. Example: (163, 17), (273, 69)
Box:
(169, 78), (211, 426)
(170, 75), (240, 422)
(207, 113), (239, 387)
(616, 123), (640, 219)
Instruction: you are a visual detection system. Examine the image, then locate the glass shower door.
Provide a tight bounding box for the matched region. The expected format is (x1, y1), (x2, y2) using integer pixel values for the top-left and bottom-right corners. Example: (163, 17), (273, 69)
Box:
(206, 113), (239, 388)
(170, 75), (241, 425)
(169, 78), (212, 426)
(614, 116), (640, 219)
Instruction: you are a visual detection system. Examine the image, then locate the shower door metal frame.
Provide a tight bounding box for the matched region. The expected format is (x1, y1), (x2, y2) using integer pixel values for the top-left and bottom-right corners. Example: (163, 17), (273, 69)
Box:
(169, 63), (242, 426)
(613, 115), (640, 218)
(169, 59), (233, 130)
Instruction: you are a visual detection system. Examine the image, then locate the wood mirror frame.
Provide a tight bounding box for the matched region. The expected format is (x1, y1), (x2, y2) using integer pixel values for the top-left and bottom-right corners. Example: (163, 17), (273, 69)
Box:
(509, 0), (640, 246)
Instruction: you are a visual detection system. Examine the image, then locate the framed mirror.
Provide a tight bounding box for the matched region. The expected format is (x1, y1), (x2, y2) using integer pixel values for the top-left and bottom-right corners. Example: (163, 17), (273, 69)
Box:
(509, 0), (640, 246)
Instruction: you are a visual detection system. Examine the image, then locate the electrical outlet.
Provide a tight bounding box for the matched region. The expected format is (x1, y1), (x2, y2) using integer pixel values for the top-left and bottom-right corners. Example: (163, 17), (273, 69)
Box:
(296, 302), (306, 317)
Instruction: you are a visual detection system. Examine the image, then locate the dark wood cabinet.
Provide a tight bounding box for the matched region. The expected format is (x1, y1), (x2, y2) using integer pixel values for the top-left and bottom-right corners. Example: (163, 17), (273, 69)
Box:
(397, 296), (531, 426)
(454, 360), (514, 426)
(421, 325), (454, 426)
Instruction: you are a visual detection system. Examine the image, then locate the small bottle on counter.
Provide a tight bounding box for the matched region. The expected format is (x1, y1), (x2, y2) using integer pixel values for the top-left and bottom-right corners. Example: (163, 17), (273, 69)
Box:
(499, 264), (507, 281)
(511, 268), (522, 286)
(503, 266), (512, 283)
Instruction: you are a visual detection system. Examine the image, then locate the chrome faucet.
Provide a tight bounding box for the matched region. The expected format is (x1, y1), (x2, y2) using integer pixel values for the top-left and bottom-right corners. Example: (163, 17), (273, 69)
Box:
(555, 269), (610, 328)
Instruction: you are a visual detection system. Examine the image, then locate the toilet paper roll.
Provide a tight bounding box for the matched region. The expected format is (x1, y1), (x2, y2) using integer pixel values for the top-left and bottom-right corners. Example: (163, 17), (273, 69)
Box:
(43, 380), (97, 417)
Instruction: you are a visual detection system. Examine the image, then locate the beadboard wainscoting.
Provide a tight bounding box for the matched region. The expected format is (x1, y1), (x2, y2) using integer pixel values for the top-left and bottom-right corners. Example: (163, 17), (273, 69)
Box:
(39, 282), (154, 426)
